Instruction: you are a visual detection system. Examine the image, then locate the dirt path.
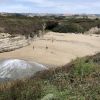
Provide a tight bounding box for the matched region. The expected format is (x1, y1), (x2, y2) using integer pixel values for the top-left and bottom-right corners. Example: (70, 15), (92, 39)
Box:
(0, 32), (100, 67)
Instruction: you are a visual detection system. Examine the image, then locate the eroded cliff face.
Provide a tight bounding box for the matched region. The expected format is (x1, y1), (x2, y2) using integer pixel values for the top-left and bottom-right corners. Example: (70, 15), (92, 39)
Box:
(0, 33), (29, 53)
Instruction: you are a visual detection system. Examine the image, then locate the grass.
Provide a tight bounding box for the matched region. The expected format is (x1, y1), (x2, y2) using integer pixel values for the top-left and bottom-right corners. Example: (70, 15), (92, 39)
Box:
(0, 53), (100, 100)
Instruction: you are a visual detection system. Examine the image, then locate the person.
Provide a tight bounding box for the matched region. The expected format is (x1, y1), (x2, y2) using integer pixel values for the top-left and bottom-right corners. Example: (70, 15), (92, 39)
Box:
(52, 38), (54, 43)
(33, 45), (34, 50)
(46, 45), (48, 49)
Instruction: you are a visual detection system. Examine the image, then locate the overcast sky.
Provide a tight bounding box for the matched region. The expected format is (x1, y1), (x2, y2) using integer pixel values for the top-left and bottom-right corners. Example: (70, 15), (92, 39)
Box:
(0, 0), (100, 14)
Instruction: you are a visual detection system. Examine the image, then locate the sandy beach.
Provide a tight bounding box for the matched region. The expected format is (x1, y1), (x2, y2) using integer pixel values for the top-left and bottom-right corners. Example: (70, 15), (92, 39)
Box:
(0, 32), (100, 67)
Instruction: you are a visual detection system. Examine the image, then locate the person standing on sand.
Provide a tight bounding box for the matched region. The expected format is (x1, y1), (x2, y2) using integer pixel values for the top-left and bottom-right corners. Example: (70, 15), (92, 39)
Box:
(33, 45), (34, 50)
(52, 38), (54, 43)
(46, 45), (48, 49)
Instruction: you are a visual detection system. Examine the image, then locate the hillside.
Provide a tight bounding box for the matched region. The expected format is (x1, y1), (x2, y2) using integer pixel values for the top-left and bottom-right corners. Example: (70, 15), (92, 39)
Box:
(1, 16), (100, 37)
(0, 53), (100, 100)
(0, 16), (43, 38)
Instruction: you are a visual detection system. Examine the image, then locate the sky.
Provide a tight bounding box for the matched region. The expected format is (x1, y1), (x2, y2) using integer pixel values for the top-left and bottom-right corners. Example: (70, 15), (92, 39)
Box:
(0, 0), (100, 14)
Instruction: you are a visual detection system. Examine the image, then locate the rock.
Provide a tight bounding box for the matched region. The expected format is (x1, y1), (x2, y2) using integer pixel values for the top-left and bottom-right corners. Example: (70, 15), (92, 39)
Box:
(0, 33), (29, 53)
(41, 94), (56, 100)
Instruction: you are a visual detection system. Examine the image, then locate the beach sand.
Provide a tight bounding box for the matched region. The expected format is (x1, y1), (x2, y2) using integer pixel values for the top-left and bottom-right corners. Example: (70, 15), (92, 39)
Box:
(0, 32), (100, 67)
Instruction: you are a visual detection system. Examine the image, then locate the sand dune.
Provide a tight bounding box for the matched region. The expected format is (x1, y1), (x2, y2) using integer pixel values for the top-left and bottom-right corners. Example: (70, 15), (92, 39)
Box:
(0, 32), (100, 67)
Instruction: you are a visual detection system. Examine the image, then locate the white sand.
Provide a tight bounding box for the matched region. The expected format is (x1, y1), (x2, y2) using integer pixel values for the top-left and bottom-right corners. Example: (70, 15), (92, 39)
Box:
(0, 32), (100, 67)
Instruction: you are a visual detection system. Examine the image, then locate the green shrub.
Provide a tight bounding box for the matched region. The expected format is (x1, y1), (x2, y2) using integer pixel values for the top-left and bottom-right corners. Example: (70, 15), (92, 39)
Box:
(46, 18), (100, 33)
(52, 23), (85, 33)
(71, 58), (95, 77)
(45, 21), (58, 30)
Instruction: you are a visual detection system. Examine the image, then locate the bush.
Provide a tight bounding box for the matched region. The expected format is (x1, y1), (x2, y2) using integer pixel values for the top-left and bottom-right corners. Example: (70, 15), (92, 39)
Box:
(71, 58), (95, 77)
(0, 16), (44, 38)
(52, 23), (84, 33)
(45, 21), (58, 30)
(46, 18), (100, 33)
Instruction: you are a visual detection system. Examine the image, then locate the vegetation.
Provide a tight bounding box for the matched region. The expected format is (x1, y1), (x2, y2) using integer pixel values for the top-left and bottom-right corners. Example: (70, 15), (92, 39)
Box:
(0, 16), (44, 38)
(0, 15), (100, 37)
(52, 23), (84, 33)
(0, 53), (100, 100)
(46, 18), (100, 33)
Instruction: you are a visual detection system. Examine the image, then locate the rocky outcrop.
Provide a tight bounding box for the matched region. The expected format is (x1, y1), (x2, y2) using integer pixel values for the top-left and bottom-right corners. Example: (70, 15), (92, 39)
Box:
(41, 94), (56, 100)
(0, 33), (29, 53)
